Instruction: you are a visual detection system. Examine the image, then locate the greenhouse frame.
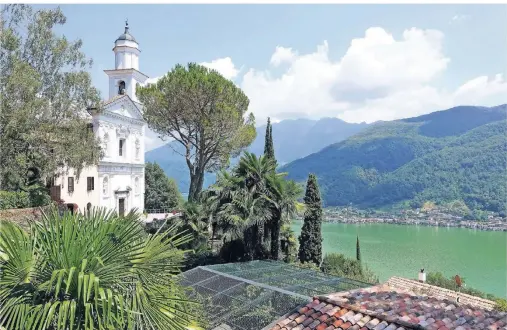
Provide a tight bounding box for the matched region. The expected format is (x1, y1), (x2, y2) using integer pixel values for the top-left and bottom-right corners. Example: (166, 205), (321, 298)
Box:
(180, 260), (372, 330)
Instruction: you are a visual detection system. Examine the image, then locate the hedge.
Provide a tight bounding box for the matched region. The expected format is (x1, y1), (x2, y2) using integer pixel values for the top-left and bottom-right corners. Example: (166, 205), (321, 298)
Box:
(0, 191), (31, 210)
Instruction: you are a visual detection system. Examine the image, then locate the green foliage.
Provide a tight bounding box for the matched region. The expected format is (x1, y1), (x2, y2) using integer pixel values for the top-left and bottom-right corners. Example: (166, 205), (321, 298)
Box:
(0, 191), (30, 209)
(356, 236), (361, 262)
(263, 117), (276, 167)
(145, 162), (183, 211)
(320, 253), (378, 284)
(0, 207), (202, 330)
(283, 106), (507, 213)
(0, 5), (102, 191)
(137, 63), (256, 201)
(298, 174), (323, 266)
(280, 224), (298, 263)
(494, 298), (507, 312)
(426, 272), (500, 302)
(202, 152), (301, 262)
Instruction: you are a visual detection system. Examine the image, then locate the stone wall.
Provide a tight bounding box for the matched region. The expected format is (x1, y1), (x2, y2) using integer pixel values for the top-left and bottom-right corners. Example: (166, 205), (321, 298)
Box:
(386, 276), (496, 310)
(0, 207), (48, 231)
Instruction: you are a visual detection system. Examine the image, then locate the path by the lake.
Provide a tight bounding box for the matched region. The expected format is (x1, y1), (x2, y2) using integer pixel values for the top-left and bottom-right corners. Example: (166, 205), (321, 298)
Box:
(291, 221), (507, 298)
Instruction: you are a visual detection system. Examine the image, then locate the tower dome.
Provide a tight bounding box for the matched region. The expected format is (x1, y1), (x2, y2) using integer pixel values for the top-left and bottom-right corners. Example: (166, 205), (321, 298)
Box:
(115, 21), (137, 43)
(112, 20), (140, 70)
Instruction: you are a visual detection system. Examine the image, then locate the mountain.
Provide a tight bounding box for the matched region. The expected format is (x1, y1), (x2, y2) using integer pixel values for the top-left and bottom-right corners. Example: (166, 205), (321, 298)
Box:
(249, 118), (369, 166)
(145, 118), (369, 194)
(281, 105), (507, 213)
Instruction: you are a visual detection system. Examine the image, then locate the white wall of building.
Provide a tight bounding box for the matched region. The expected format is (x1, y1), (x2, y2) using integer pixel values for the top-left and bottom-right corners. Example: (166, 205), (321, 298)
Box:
(54, 166), (99, 213)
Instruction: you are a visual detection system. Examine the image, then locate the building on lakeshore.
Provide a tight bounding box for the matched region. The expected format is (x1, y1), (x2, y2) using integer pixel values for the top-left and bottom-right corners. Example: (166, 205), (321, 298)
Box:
(49, 22), (147, 216)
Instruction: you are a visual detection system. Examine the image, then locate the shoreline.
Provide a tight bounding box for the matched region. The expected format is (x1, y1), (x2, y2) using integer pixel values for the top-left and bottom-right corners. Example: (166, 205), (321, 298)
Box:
(295, 218), (507, 232)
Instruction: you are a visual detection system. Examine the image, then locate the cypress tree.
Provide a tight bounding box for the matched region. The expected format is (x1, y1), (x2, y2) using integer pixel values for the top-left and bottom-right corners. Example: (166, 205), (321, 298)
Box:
(356, 235), (361, 262)
(263, 117), (276, 165)
(298, 174), (323, 265)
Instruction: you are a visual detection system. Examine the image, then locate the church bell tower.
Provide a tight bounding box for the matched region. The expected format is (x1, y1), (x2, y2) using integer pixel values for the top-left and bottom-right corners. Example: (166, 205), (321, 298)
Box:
(104, 21), (149, 102)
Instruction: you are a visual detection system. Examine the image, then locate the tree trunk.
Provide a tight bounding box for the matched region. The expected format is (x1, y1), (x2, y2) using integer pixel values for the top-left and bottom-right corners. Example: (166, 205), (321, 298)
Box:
(264, 222), (271, 253)
(255, 223), (265, 258)
(188, 170), (205, 202)
(270, 214), (281, 260)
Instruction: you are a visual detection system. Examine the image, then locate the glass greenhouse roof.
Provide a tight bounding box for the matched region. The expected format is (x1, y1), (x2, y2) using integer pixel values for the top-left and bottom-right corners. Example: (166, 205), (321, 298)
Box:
(179, 260), (372, 330)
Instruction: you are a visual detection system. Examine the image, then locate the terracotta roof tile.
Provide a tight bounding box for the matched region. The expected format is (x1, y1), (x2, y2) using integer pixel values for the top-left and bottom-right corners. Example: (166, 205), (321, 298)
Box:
(268, 281), (506, 330)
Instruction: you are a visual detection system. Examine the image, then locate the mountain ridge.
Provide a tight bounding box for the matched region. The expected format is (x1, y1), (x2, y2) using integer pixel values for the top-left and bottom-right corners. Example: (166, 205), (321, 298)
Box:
(281, 104), (507, 213)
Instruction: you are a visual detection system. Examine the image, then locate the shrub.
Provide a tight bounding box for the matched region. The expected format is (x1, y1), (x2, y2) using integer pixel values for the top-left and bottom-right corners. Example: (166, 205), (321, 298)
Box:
(184, 248), (223, 271)
(0, 207), (202, 329)
(426, 272), (503, 304)
(494, 298), (507, 312)
(320, 253), (379, 284)
(0, 190), (30, 209)
(26, 185), (52, 207)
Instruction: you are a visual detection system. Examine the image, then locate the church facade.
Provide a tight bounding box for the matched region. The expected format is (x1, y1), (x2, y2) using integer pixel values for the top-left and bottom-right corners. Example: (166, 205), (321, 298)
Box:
(53, 23), (148, 216)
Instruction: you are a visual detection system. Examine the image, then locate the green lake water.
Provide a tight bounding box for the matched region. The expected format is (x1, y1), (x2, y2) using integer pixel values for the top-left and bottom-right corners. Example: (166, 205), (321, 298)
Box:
(291, 221), (507, 298)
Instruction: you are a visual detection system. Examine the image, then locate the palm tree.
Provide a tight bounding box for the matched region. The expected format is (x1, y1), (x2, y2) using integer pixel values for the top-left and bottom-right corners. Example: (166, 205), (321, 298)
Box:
(265, 175), (303, 259)
(0, 207), (202, 330)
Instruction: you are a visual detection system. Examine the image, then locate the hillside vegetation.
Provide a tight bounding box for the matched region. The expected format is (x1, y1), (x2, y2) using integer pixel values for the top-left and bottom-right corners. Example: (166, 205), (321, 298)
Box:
(282, 105), (507, 214)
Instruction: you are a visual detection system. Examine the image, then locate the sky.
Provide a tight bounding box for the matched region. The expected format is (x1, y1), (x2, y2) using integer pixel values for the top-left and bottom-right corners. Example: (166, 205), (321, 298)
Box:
(39, 4), (507, 151)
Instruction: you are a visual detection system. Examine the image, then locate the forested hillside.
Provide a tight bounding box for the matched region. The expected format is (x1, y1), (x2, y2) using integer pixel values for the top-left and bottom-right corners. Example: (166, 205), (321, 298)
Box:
(282, 105), (507, 214)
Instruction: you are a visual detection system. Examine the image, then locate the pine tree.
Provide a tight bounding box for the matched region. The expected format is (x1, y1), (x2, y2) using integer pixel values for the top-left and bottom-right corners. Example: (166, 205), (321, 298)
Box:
(356, 235), (361, 262)
(298, 174), (323, 265)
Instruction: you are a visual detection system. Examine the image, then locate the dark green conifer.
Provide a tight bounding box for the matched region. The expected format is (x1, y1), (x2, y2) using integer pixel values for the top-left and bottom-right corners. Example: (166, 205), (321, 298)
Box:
(263, 118), (276, 166)
(356, 235), (361, 262)
(298, 174), (323, 265)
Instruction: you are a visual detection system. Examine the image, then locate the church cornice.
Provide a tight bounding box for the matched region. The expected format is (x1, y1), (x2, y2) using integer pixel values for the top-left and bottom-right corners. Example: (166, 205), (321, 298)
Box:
(99, 161), (145, 168)
(104, 68), (149, 80)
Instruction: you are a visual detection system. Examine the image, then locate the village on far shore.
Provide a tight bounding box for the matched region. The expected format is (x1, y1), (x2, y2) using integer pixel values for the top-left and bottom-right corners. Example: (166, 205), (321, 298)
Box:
(296, 205), (507, 232)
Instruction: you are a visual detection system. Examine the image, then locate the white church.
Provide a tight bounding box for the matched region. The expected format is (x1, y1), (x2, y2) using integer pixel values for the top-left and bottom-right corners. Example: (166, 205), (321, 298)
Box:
(50, 22), (147, 216)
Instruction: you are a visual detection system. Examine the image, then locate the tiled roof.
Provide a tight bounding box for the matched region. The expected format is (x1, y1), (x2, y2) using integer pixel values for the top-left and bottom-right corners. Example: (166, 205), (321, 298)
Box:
(268, 279), (506, 330)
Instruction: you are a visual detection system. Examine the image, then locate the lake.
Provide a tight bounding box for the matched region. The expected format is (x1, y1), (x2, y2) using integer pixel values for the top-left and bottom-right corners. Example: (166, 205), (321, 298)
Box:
(291, 221), (507, 298)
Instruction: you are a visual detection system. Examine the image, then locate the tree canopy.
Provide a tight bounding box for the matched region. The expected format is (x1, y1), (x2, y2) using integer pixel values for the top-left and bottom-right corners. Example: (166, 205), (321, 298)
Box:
(0, 5), (102, 191)
(144, 162), (183, 211)
(137, 63), (256, 201)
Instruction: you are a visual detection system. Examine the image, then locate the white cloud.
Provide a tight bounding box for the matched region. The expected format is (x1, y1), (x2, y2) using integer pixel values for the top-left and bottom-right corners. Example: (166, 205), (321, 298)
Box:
(142, 26), (506, 141)
(143, 57), (239, 88)
(199, 57), (239, 80)
(270, 46), (298, 67)
(144, 76), (161, 85)
(233, 27), (507, 123)
(450, 14), (470, 24)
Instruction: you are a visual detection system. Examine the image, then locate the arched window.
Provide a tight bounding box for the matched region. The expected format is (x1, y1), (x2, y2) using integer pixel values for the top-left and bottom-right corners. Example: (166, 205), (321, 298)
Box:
(86, 202), (92, 214)
(118, 81), (126, 95)
(103, 176), (109, 197)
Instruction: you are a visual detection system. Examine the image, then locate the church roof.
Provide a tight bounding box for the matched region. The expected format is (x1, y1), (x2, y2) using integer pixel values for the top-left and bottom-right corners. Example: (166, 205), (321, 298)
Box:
(115, 21), (137, 43)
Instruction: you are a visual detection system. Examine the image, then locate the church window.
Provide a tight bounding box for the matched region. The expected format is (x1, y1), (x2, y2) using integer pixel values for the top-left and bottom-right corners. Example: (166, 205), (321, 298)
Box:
(87, 177), (95, 191)
(68, 177), (74, 193)
(119, 139), (126, 157)
(118, 80), (126, 95)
